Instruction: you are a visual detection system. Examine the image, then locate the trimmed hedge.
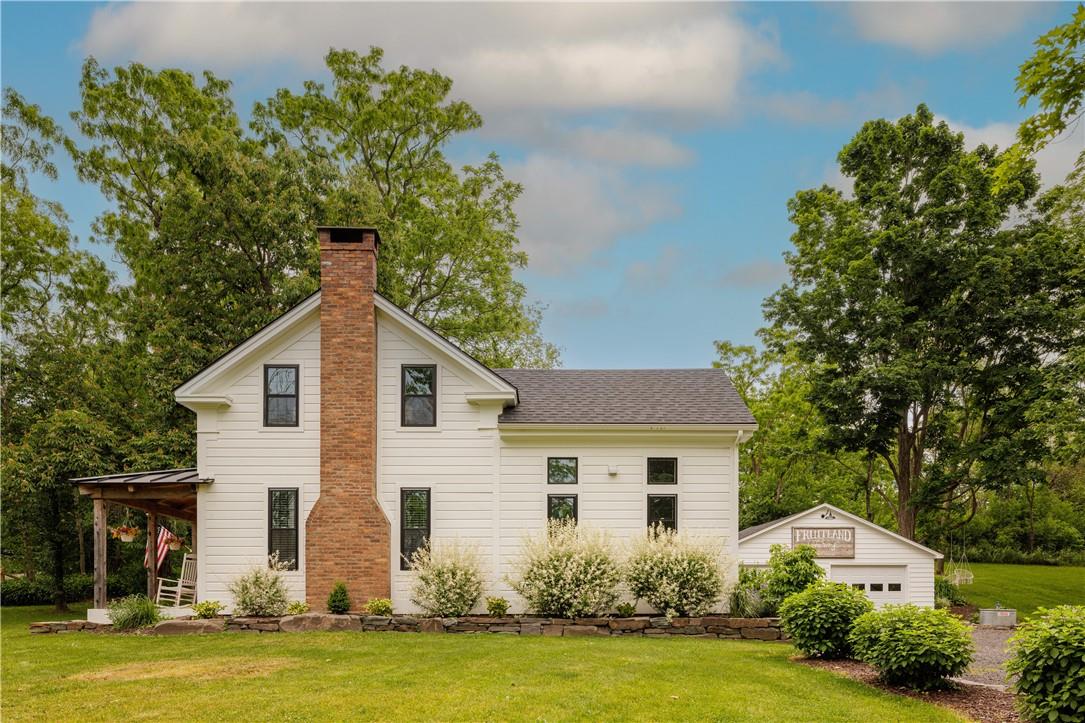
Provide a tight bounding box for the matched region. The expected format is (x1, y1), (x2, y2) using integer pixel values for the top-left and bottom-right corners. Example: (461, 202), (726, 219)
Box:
(849, 605), (974, 690)
(778, 580), (873, 658)
(1007, 605), (1085, 722)
(0, 574), (143, 606)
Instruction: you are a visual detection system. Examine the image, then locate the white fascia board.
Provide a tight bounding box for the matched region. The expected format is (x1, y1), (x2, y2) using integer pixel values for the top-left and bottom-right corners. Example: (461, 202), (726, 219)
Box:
(497, 424), (753, 441)
(174, 292), (321, 400)
(374, 293), (518, 398)
(738, 503), (943, 559)
(464, 391), (518, 405)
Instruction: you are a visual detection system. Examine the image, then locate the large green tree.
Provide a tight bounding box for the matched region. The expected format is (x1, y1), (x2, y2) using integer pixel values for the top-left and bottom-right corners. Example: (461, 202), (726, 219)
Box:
(253, 48), (557, 367)
(766, 105), (1084, 541)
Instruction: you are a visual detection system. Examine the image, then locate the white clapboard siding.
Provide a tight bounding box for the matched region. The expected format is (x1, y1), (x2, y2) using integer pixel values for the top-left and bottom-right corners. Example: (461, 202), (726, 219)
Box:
(737, 507), (937, 607)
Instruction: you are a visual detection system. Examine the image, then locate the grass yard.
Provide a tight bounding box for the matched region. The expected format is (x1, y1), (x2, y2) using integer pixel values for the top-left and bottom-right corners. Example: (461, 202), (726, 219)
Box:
(0, 605), (962, 722)
(947, 563), (1085, 617)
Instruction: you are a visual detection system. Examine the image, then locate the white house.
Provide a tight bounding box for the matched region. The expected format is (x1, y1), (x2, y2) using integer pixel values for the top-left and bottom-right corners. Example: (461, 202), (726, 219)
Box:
(737, 503), (942, 607)
(79, 226), (756, 614)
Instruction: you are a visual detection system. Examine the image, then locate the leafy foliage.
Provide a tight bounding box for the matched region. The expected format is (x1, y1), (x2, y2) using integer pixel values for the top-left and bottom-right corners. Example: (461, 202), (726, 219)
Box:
(326, 582), (351, 614)
(0, 573), (140, 606)
(766, 104), (1083, 541)
(229, 556), (291, 617)
(286, 600), (310, 615)
(934, 577), (966, 607)
(507, 520), (621, 618)
(728, 567), (777, 618)
(615, 602), (637, 618)
(365, 598), (393, 616)
(408, 541), (484, 617)
(624, 525), (726, 616)
(765, 544), (824, 607)
(1015, 7), (1085, 156)
(1007, 605), (1085, 723)
(778, 580), (873, 658)
(191, 600), (225, 619)
(486, 597), (510, 617)
(107, 595), (163, 631)
(849, 605), (974, 690)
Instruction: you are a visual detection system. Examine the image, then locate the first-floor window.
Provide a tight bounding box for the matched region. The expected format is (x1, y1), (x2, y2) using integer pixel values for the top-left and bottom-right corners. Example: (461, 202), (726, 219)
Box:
(268, 488), (299, 570)
(547, 494), (578, 523)
(401, 488), (431, 570)
(647, 494), (677, 531)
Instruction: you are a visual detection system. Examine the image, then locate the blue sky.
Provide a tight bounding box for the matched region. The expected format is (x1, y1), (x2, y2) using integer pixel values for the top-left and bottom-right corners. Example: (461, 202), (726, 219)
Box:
(2, 2), (1079, 368)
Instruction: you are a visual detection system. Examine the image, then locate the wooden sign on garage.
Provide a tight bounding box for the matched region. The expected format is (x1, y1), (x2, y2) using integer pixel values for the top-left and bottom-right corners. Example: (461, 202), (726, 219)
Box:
(792, 526), (855, 558)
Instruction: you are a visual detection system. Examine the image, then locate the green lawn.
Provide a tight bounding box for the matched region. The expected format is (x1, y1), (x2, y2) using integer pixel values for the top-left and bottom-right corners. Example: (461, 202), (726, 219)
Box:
(0, 604), (962, 722)
(948, 563), (1085, 617)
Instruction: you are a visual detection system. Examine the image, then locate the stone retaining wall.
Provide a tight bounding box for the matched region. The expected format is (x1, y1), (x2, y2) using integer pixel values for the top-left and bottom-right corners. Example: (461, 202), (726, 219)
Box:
(31, 614), (787, 640)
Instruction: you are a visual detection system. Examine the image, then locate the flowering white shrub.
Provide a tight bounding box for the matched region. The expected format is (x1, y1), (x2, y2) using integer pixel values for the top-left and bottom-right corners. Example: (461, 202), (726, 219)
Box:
(229, 553), (291, 617)
(625, 525), (726, 616)
(409, 540), (484, 616)
(507, 520), (621, 618)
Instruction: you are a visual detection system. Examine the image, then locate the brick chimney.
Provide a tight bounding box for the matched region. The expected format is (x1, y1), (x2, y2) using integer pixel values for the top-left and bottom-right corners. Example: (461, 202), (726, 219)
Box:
(306, 226), (390, 609)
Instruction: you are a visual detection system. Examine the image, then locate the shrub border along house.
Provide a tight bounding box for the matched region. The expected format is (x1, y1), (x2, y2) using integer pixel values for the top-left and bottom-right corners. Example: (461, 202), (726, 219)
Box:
(30, 612), (789, 639)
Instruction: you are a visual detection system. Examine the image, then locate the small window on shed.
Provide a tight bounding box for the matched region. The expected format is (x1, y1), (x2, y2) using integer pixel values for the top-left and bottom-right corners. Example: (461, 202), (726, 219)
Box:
(888, 583), (901, 592)
(547, 457), (578, 485)
(869, 583), (884, 592)
(647, 458), (677, 485)
(851, 583), (865, 590)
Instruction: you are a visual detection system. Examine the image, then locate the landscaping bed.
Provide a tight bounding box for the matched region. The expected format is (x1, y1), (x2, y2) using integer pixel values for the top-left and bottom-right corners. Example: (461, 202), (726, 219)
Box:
(31, 613), (789, 639)
(797, 657), (1021, 723)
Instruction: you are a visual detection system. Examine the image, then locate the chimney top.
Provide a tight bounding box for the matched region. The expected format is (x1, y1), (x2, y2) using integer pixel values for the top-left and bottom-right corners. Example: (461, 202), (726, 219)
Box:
(317, 226), (381, 246)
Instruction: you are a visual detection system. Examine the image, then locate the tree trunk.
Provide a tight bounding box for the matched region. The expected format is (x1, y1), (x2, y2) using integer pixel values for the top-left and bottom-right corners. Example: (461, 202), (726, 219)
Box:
(49, 489), (68, 613)
(1025, 480), (1037, 553)
(895, 421), (919, 540)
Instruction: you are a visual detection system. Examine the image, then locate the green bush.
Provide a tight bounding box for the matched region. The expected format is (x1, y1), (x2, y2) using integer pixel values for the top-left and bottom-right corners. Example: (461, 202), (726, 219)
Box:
(934, 576), (966, 606)
(107, 595), (163, 631)
(409, 541), (484, 617)
(327, 582), (351, 614)
(507, 520), (621, 618)
(728, 567), (776, 617)
(1007, 605), (1085, 722)
(486, 596), (510, 617)
(615, 602), (637, 617)
(0, 573), (143, 606)
(286, 600), (310, 615)
(625, 526), (725, 616)
(365, 598), (393, 616)
(191, 600), (224, 619)
(765, 544), (824, 607)
(778, 581), (873, 658)
(849, 605), (974, 690)
(229, 556), (291, 616)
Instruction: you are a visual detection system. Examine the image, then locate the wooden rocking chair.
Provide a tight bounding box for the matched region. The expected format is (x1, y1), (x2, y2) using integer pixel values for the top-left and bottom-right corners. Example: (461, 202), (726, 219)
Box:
(156, 553), (197, 607)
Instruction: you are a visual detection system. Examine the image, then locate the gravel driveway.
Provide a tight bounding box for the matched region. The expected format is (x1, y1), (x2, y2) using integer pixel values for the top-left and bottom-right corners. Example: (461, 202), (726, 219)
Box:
(960, 626), (1016, 688)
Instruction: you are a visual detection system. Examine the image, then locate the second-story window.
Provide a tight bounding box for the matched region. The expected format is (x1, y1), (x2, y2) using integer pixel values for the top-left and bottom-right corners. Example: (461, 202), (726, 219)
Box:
(402, 365), (437, 427)
(264, 365), (299, 427)
(647, 457), (677, 485)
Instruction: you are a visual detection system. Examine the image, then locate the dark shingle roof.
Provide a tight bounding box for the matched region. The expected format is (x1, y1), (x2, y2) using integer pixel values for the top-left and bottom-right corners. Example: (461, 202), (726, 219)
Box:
(494, 368), (755, 425)
(738, 519), (779, 540)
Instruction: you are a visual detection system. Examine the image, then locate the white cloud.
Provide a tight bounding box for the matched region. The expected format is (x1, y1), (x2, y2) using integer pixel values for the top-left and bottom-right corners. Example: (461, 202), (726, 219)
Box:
(623, 245), (684, 290)
(509, 154), (680, 275)
(81, 3), (779, 118)
(847, 2), (1046, 55)
(757, 84), (915, 126)
(716, 259), (790, 289)
(940, 115), (1081, 188)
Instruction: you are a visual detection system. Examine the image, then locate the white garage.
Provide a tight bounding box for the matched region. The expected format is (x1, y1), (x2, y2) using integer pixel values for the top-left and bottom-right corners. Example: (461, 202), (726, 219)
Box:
(737, 503), (942, 607)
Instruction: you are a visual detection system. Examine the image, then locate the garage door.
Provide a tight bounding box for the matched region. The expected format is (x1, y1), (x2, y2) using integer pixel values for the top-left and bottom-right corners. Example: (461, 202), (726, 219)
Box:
(830, 565), (906, 606)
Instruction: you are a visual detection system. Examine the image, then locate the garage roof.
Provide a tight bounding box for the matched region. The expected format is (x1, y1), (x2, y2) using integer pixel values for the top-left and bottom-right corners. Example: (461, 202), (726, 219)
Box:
(737, 503), (943, 558)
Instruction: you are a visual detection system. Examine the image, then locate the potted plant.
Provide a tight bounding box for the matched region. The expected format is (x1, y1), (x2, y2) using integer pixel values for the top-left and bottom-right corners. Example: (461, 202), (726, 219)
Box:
(110, 525), (140, 543)
(168, 537), (184, 551)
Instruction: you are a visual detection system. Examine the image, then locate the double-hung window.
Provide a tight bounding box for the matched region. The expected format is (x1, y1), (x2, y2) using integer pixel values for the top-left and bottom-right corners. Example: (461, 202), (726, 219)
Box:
(402, 365), (437, 427)
(268, 488), (299, 570)
(264, 365), (299, 427)
(400, 488), (431, 570)
(647, 494), (677, 531)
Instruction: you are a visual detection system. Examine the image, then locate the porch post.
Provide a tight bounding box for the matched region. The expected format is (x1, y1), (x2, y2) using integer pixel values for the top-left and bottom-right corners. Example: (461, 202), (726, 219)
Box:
(146, 511), (157, 599)
(93, 499), (108, 609)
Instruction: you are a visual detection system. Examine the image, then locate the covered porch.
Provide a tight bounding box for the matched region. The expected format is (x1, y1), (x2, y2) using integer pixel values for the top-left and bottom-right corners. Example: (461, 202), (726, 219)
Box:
(72, 468), (212, 621)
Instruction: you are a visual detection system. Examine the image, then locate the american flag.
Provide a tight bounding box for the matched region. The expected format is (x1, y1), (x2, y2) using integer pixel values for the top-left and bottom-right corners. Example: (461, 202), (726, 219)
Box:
(144, 526), (179, 571)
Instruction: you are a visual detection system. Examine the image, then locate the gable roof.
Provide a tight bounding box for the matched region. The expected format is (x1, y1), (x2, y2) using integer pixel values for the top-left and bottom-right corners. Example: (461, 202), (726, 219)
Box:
(175, 291), (517, 401)
(494, 368), (755, 425)
(737, 503), (943, 559)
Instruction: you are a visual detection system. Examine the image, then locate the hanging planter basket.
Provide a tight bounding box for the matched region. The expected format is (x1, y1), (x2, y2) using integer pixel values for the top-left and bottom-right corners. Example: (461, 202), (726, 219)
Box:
(110, 525), (140, 543)
(168, 539), (184, 551)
